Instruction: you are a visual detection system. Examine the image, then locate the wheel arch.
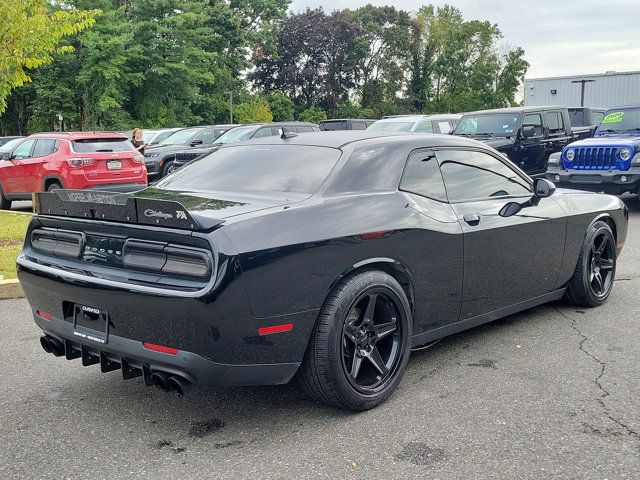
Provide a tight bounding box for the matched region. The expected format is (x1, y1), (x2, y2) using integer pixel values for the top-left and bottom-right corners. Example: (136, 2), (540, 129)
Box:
(589, 213), (617, 241)
(327, 258), (415, 314)
(42, 175), (64, 192)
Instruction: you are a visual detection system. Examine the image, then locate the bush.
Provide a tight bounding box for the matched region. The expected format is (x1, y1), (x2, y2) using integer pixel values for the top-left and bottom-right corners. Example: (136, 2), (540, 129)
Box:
(298, 107), (327, 123)
(235, 98), (273, 123)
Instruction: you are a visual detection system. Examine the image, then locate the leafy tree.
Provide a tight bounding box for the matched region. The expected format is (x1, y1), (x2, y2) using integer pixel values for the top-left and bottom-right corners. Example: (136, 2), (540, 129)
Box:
(298, 107), (327, 123)
(0, 1), (98, 113)
(234, 98), (273, 123)
(335, 101), (375, 119)
(268, 92), (295, 121)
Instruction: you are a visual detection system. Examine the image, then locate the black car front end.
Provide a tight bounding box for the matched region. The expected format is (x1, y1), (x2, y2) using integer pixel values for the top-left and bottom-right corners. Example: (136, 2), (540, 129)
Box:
(17, 191), (313, 392)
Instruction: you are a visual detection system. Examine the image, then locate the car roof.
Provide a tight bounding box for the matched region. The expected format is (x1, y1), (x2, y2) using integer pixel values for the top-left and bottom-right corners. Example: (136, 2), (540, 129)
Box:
(223, 130), (485, 150)
(29, 131), (128, 140)
(374, 114), (461, 123)
(320, 119), (376, 122)
(463, 106), (566, 115)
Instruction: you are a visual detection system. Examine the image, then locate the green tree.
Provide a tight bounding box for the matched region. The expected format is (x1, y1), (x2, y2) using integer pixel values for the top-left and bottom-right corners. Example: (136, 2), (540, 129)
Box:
(234, 98), (273, 123)
(268, 92), (295, 121)
(0, 1), (98, 113)
(298, 107), (327, 123)
(335, 101), (375, 119)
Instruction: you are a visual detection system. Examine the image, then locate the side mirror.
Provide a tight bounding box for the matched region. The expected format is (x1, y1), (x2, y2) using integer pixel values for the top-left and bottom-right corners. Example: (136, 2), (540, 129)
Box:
(521, 125), (535, 138)
(190, 139), (203, 146)
(533, 178), (556, 198)
(0, 152), (10, 160)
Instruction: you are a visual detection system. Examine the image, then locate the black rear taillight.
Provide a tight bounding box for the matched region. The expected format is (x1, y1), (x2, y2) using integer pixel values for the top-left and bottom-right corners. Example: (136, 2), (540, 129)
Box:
(122, 240), (212, 278)
(31, 229), (84, 258)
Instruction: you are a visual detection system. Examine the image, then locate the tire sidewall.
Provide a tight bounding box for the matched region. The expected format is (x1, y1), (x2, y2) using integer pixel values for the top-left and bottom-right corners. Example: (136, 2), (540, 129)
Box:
(322, 271), (413, 409)
(162, 159), (174, 177)
(578, 222), (616, 306)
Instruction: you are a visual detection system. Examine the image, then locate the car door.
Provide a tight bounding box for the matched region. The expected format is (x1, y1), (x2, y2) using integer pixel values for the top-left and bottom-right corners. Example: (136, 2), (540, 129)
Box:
(398, 149), (463, 333)
(23, 138), (58, 192)
(435, 147), (566, 320)
(519, 112), (546, 174)
(2, 139), (36, 192)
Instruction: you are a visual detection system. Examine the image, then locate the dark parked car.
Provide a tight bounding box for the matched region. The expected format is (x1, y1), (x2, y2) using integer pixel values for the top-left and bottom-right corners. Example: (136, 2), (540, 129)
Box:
(546, 105), (640, 195)
(143, 125), (237, 179)
(0, 136), (23, 147)
(19, 132), (627, 410)
(368, 114), (461, 134)
(142, 128), (181, 147)
(319, 119), (376, 131)
(453, 106), (581, 176)
(172, 122), (320, 170)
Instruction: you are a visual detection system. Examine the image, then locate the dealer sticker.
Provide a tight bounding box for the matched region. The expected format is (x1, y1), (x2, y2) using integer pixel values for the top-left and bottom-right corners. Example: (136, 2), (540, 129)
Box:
(602, 112), (624, 124)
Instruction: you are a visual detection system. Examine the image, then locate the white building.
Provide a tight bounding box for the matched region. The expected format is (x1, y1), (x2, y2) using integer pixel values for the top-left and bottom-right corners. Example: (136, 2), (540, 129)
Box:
(524, 71), (640, 109)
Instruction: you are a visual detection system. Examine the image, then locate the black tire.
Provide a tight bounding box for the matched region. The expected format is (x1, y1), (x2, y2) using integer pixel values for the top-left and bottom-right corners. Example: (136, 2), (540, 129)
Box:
(565, 221), (616, 308)
(0, 185), (11, 210)
(298, 270), (412, 411)
(46, 182), (62, 192)
(161, 159), (175, 177)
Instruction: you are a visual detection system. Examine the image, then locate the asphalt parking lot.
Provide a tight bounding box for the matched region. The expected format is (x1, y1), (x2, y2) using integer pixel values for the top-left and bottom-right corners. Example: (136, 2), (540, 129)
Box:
(1, 198), (639, 480)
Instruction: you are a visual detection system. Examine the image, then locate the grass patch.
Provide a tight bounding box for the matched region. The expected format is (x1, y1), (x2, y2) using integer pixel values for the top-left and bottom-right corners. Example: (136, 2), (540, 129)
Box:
(0, 211), (32, 280)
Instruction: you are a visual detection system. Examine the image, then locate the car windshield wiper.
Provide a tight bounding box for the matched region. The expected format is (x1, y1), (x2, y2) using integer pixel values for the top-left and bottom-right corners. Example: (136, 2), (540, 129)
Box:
(475, 132), (497, 138)
(599, 129), (625, 134)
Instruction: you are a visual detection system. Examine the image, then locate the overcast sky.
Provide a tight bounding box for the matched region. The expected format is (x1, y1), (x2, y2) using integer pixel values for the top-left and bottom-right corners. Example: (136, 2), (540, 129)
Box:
(289, 0), (640, 79)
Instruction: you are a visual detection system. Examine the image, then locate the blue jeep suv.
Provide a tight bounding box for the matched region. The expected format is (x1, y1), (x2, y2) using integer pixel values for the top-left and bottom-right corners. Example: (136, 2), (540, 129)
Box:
(546, 105), (640, 194)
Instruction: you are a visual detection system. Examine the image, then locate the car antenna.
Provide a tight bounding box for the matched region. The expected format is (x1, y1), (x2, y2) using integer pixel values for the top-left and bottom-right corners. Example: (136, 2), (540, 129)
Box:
(281, 127), (298, 139)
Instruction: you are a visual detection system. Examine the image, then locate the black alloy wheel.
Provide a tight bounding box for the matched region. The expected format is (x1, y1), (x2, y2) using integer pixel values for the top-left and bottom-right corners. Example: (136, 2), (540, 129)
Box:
(341, 290), (404, 394)
(566, 221), (616, 307)
(298, 270), (412, 410)
(588, 231), (615, 298)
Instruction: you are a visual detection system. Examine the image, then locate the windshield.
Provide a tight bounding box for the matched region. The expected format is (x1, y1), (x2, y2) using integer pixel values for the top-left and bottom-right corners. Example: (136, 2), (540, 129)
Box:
(0, 138), (24, 152)
(158, 129), (200, 146)
(598, 109), (640, 133)
(367, 121), (415, 132)
(213, 126), (259, 144)
(454, 114), (519, 136)
(156, 145), (341, 195)
(141, 130), (158, 143)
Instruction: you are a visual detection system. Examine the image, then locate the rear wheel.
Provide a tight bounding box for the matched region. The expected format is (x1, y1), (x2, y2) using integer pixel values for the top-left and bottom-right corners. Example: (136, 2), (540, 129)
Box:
(298, 271), (412, 410)
(46, 182), (62, 192)
(565, 221), (616, 307)
(0, 185), (11, 210)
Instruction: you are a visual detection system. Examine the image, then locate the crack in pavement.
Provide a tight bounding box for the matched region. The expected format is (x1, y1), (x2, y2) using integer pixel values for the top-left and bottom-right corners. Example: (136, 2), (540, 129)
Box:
(554, 306), (640, 447)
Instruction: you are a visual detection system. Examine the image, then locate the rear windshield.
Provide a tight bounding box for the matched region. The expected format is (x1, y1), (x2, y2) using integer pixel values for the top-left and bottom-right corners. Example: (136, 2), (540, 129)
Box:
(72, 138), (135, 153)
(156, 145), (341, 195)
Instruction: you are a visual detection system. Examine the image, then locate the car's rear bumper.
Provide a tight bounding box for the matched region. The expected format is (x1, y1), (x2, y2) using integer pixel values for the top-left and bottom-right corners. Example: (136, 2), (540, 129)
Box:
(85, 182), (147, 193)
(545, 166), (640, 194)
(33, 310), (299, 387)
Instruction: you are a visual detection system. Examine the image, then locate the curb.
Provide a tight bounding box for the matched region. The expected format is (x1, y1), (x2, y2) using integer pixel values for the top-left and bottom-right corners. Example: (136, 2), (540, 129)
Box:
(0, 279), (24, 299)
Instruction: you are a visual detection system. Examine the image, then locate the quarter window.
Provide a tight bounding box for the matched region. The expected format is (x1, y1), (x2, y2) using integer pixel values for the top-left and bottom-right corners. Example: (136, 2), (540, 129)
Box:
(436, 149), (531, 202)
(400, 150), (447, 201)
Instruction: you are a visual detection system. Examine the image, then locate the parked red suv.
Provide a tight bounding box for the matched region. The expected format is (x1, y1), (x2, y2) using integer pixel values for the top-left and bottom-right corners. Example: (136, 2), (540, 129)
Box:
(0, 132), (147, 209)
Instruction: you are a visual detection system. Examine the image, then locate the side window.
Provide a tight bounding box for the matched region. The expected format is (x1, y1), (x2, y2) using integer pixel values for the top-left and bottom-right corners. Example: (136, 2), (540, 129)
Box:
(414, 121), (434, 133)
(12, 139), (36, 159)
(194, 129), (217, 145)
(31, 139), (57, 157)
(437, 149), (531, 202)
(351, 122), (367, 130)
(437, 121), (453, 134)
(399, 150), (447, 201)
(522, 113), (543, 137)
(297, 126), (314, 133)
(545, 111), (564, 135)
(252, 127), (276, 138)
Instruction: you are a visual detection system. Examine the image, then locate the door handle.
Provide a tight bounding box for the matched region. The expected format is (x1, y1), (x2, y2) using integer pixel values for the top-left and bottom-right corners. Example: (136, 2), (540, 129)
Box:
(463, 213), (481, 226)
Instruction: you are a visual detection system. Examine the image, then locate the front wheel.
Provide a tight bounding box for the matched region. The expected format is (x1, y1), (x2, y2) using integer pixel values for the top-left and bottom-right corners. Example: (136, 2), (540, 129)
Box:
(298, 270), (412, 410)
(161, 160), (175, 177)
(565, 221), (616, 307)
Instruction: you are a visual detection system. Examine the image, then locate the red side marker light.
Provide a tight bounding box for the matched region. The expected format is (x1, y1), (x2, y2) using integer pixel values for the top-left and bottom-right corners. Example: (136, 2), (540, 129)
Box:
(143, 342), (179, 355)
(36, 310), (53, 321)
(258, 323), (294, 336)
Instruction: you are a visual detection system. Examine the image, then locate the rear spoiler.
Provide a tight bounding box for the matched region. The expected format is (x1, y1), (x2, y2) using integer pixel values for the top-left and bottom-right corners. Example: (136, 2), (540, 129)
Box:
(33, 190), (223, 231)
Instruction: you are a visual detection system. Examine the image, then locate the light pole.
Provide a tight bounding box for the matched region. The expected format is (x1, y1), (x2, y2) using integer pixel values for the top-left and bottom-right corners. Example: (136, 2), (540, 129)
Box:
(229, 92), (234, 124)
(571, 79), (595, 107)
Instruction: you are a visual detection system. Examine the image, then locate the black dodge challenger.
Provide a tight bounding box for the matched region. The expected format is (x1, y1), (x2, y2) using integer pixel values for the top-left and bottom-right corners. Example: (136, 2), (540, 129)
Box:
(18, 131), (628, 410)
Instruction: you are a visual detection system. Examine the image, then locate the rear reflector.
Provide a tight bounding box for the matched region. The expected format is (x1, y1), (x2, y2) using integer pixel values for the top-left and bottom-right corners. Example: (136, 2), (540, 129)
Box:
(143, 342), (179, 355)
(36, 310), (53, 321)
(258, 323), (294, 336)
